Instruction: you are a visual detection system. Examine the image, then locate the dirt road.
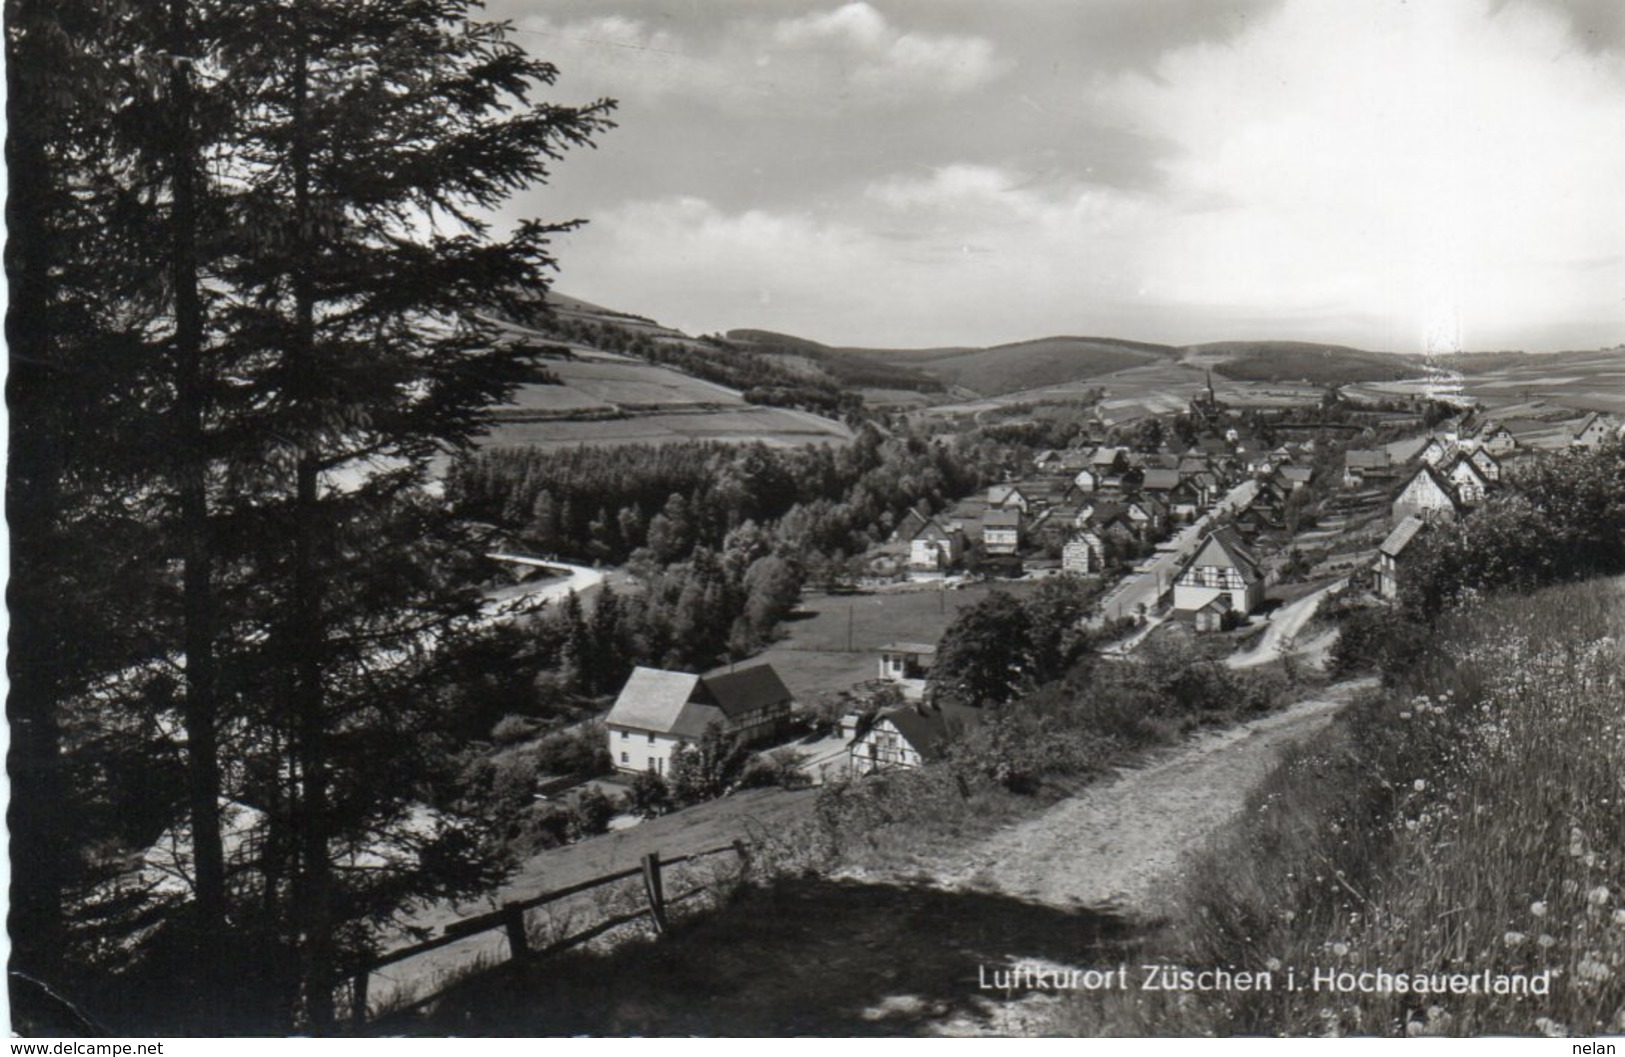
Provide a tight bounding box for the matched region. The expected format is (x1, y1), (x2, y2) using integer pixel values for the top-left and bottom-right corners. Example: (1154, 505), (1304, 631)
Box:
(927, 678), (1372, 917)
(419, 679), (1374, 1036)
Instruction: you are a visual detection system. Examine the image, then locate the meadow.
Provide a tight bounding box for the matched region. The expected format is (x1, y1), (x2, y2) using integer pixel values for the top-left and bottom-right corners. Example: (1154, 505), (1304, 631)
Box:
(1052, 575), (1625, 1037)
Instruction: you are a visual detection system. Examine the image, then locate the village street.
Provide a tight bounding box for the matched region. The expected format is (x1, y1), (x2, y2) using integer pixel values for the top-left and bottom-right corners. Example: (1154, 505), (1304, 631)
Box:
(1090, 477), (1260, 631)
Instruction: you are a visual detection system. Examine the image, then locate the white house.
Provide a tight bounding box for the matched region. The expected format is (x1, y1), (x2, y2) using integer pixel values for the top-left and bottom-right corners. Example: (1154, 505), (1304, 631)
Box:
(908, 518), (963, 571)
(1173, 527), (1263, 617)
(1062, 530), (1106, 575)
(1392, 464), (1463, 525)
(605, 664), (793, 775)
(1443, 454), (1491, 506)
(846, 702), (980, 776)
(877, 642), (935, 699)
(982, 509), (1021, 555)
(1571, 413), (1616, 449)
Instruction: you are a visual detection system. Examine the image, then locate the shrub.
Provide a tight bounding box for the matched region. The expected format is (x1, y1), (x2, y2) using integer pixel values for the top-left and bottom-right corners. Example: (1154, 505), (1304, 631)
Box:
(490, 714), (539, 746)
(534, 723), (612, 778)
(564, 787), (616, 840)
(625, 771), (671, 819)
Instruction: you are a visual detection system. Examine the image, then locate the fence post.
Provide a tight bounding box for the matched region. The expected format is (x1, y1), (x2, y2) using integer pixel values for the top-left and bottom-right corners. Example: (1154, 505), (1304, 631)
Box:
(642, 852), (668, 935)
(732, 839), (753, 881)
(351, 965), (371, 1026)
(503, 903), (530, 961)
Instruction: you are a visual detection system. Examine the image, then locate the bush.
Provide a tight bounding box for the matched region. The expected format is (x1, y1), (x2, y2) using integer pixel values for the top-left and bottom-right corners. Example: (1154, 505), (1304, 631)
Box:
(533, 723), (612, 778)
(491, 714), (539, 746)
(738, 748), (811, 790)
(625, 771), (671, 819)
(565, 786), (616, 840)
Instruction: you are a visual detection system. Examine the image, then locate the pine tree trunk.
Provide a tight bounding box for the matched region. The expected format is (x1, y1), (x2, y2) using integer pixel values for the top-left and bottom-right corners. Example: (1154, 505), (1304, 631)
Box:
(4, 3), (69, 994)
(289, 14), (336, 1030)
(168, 0), (229, 1014)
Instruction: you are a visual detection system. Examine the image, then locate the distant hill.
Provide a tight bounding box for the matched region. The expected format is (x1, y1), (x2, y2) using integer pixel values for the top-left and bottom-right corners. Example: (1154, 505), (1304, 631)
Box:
(1194, 341), (1428, 386)
(725, 329), (948, 393)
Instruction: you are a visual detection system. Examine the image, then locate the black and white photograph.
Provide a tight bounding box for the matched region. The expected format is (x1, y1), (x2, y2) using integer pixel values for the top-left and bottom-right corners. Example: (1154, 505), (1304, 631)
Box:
(6, 0), (1625, 1040)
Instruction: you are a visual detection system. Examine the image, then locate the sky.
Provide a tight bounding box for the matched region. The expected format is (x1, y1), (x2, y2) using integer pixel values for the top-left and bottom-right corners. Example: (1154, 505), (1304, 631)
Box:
(485, 0), (1625, 354)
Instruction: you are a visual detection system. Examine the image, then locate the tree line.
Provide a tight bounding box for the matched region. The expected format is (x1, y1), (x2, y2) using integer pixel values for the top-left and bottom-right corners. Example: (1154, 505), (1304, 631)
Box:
(6, 0), (612, 1033)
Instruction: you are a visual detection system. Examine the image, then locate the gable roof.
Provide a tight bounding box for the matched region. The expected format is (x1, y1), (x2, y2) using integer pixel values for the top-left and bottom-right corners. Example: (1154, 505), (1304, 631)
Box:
(1091, 445), (1127, 467)
(1400, 463), (1463, 507)
(702, 663), (793, 719)
(1186, 527), (1261, 584)
(1345, 449), (1390, 470)
(1444, 453), (1489, 484)
(875, 703), (982, 762)
(983, 509), (1021, 528)
(605, 667), (703, 733)
(1379, 516), (1429, 558)
(1141, 467), (1180, 491)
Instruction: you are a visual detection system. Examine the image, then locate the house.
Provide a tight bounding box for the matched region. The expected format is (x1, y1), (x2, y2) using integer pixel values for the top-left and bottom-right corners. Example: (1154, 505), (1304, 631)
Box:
(1475, 422), (1517, 456)
(1277, 464), (1314, 490)
(1343, 449), (1391, 487)
(1073, 467), (1102, 493)
(1062, 530), (1106, 575)
(1374, 516), (1429, 600)
(908, 518), (964, 571)
(1173, 527), (1264, 617)
(1032, 449), (1066, 474)
(1571, 412), (1616, 449)
(606, 664), (793, 775)
(846, 702), (981, 776)
(877, 642), (935, 684)
(1123, 497), (1168, 539)
(889, 504), (932, 545)
(981, 509), (1022, 554)
(1391, 464), (1463, 525)
(1419, 436), (1454, 467)
(986, 484), (1032, 514)
(1468, 446), (1502, 483)
(1443, 453), (1491, 505)
(1140, 467), (1181, 494)
(1090, 446), (1129, 475)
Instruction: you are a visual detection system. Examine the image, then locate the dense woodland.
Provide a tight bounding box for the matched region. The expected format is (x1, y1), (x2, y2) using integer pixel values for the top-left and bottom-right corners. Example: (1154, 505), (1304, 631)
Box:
(6, 0), (614, 1034)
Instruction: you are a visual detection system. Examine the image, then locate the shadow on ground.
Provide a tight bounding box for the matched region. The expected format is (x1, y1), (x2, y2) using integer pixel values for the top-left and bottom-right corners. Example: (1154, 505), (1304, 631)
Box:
(406, 873), (1135, 1037)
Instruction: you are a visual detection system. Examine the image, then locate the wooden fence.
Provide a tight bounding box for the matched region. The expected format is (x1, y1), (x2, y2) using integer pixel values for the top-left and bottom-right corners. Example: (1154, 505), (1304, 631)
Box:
(348, 840), (751, 1027)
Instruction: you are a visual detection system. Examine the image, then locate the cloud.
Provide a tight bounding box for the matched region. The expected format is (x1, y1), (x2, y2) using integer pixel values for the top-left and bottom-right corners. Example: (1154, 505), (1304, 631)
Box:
(513, 3), (1008, 116)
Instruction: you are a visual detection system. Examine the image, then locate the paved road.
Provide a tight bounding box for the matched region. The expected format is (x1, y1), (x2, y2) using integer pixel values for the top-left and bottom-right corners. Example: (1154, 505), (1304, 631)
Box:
(479, 553), (608, 624)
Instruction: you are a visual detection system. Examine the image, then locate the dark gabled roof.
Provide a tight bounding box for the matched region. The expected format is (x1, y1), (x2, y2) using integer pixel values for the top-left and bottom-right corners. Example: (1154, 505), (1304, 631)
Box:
(1379, 516), (1428, 558)
(1444, 453), (1489, 484)
(1278, 465), (1314, 483)
(983, 509), (1021, 528)
(1185, 527), (1261, 585)
(701, 663), (793, 719)
(875, 703), (982, 762)
(1091, 445), (1127, 467)
(1399, 463), (1464, 508)
(1141, 467), (1180, 490)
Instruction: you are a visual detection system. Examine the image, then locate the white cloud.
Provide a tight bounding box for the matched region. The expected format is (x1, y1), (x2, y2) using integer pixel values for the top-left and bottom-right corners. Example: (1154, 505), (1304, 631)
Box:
(515, 4), (1007, 116)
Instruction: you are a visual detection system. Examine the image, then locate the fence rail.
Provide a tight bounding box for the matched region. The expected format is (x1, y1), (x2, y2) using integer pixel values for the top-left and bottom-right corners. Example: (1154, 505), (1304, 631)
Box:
(348, 839), (751, 1027)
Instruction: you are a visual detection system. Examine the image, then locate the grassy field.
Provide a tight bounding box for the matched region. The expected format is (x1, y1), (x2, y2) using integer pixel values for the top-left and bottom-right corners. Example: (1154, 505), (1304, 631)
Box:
(757, 581), (1044, 702)
(1053, 576), (1625, 1037)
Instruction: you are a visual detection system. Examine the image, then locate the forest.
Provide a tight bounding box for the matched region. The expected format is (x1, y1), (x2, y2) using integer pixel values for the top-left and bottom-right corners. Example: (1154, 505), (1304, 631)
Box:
(6, 0), (615, 1034)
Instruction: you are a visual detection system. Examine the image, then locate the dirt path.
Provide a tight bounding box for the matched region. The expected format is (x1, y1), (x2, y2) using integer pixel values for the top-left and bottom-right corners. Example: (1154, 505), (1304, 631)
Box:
(1227, 578), (1345, 669)
(925, 677), (1374, 919)
(417, 679), (1375, 1036)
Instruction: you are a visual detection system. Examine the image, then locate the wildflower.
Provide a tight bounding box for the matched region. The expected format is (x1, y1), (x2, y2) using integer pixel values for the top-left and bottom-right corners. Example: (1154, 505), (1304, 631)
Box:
(1413, 779), (1426, 792)
(1587, 885), (1610, 906)
(1530, 900), (1548, 918)
(1537, 934), (1556, 949)
(1535, 1017), (1567, 1038)
(1576, 956), (1613, 984)
(1398, 711), (1412, 721)
(1331, 942), (1349, 957)
(1611, 908), (1625, 927)
(1265, 957), (1281, 972)
(1503, 931), (1526, 946)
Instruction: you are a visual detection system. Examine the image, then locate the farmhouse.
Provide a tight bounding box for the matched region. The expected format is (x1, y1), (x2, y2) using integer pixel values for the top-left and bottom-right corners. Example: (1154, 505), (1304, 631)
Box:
(982, 509), (1022, 555)
(1442, 453), (1491, 506)
(1468, 446), (1502, 483)
(845, 702), (981, 776)
(1419, 436), (1454, 467)
(1391, 464), (1463, 525)
(1571, 412), (1616, 449)
(605, 664), (793, 775)
(987, 483), (1032, 513)
(1173, 527), (1263, 618)
(908, 518), (964, 571)
(1374, 516), (1428, 600)
(1062, 530), (1106, 575)
(1342, 449), (1391, 487)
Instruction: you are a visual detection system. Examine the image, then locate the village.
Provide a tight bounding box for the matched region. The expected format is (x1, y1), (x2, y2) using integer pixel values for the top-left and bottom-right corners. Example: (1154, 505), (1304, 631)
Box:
(587, 388), (1621, 801)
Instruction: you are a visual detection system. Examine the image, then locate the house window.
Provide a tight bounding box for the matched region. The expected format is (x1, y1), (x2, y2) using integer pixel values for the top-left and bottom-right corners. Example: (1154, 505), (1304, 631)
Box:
(620, 751), (628, 764)
(647, 759), (657, 773)
(647, 732), (656, 745)
(620, 730), (629, 740)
